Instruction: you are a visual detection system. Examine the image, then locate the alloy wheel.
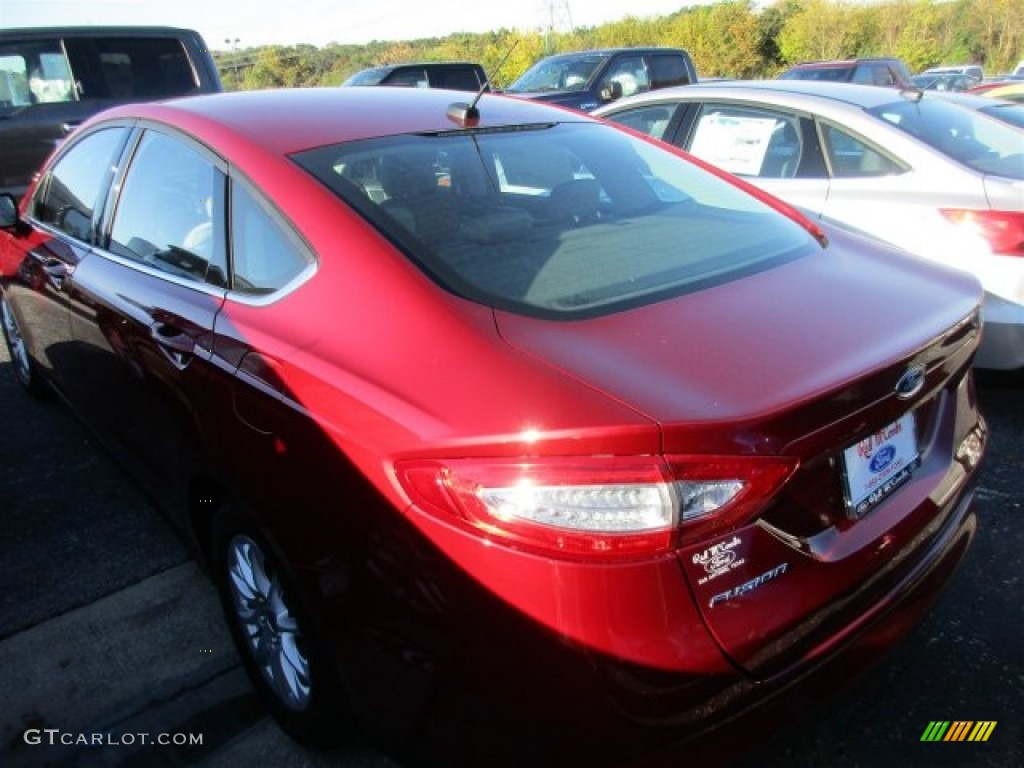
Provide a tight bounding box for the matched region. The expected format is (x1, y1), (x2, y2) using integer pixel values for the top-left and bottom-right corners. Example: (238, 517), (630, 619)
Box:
(226, 534), (312, 711)
(1, 297), (32, 388)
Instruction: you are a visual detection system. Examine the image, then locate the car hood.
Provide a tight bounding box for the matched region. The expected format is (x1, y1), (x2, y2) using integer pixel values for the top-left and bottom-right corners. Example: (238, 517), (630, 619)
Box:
(492, 225), (982, 455)
(504, 90), (597, 110)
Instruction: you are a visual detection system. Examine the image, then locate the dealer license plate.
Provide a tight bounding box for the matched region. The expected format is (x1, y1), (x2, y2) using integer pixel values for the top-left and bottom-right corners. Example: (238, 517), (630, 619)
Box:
(842, 411), (920, 519)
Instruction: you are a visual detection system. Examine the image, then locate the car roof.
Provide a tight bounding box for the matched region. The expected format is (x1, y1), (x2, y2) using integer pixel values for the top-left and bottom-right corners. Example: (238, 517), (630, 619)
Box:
(94, 87), (593, 155)
(542, 48), (681, 60)
(0, 25), (201, 39)
(600, 79), (912, 110)
(366, 61), (482, 71)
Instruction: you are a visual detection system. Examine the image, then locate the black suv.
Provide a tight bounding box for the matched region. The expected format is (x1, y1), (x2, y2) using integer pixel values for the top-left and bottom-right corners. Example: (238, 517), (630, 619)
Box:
(503, 48), (698, 112)
(342, 62), (489, 92)
(779, 58), (913, 88)
(0, 26), (222, 199)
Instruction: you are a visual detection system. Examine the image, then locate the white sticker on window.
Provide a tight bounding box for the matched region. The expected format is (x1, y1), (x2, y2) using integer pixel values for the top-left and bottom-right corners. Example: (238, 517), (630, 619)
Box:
(689, 113), (779, 176)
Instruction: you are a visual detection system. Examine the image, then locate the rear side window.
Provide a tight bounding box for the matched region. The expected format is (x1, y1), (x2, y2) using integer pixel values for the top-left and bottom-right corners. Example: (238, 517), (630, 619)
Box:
(34, 127), (125, 241)
(64, 37), (198, 100)
(821, 124), (903, 177)
(429, 67), (483, 91)
(230, 181), (315, 295)
(649, 54), (692, 88)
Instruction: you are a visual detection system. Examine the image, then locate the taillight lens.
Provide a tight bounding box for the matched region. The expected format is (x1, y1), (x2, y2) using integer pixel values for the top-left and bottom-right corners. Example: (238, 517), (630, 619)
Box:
(939, 209), (1024, 256)
(396, 455), (797, 560)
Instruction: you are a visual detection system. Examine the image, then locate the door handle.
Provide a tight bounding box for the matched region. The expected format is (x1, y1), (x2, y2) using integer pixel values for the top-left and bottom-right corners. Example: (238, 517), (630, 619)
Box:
(42, 259), (73, 291)
(151, 322), (194, 369)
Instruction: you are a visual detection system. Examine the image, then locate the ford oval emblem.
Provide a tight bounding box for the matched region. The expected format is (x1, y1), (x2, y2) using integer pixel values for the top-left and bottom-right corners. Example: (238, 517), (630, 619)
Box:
(870, 445), (896, 473)
(895, 365), (925, 400)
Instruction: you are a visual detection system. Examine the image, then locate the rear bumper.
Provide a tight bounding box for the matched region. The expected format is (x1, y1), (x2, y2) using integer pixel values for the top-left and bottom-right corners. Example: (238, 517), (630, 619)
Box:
(634, 487), (978, 767)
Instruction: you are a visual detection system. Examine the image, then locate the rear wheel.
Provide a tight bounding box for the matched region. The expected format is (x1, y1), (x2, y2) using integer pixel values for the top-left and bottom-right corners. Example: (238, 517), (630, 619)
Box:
(0, 294), (47, 398)
(212, 508), (349, 747)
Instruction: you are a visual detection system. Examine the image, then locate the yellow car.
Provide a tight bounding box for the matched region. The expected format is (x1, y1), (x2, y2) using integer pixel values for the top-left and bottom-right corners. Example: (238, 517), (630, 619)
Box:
(984, 82), (1024, 102)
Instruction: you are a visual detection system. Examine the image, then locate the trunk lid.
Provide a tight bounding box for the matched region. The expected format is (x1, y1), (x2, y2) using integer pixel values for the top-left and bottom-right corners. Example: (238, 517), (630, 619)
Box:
(494, 227), (983, 676)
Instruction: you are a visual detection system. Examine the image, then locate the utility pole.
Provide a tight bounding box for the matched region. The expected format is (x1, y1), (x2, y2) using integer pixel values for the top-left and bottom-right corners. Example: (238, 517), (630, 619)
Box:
(541, 0), (573, 54)
(224, 38), (241, 90)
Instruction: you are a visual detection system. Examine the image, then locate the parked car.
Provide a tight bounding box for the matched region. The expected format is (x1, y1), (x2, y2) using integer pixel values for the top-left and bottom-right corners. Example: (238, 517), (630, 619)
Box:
(0, 26), (222, 200)
(779, 57), (913, 88)
(503, 47), (696, 111)
(341, 61), (488, 91)
(930, 90), (1024, 128)
(920, 64), (984, 82)
(910, 72), (979, 91)
(596, 80), (1024, 369)
(982, 82), (1024, 103)
(0, 86), (988, 767)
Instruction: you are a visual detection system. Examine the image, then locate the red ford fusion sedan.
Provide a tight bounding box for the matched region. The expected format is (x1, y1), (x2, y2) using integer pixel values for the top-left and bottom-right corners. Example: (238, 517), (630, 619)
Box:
(0, 88), (987, 766)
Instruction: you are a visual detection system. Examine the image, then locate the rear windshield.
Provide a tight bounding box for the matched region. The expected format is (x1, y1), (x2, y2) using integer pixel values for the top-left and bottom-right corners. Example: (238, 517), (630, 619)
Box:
(977, 103), (1024, 130)
(868, 98), (1024, 179)
(292, 122), (817, 319)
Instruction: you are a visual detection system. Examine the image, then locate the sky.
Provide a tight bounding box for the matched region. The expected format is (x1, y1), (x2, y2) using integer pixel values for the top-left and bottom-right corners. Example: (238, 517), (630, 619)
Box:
(0, 0), (696, 50)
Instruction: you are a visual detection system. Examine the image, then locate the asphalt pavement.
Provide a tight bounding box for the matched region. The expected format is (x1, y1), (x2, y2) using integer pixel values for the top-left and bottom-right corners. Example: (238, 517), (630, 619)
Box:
(0, 340), (1020, 767)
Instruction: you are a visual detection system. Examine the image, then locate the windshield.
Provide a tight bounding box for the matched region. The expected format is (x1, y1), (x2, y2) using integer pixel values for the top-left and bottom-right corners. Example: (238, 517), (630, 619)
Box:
(779, 67), (850, 82)
(506, 55), (607, 93)
(343, 68), (389, 86)
(292, 122), (817, 319)
(868, 98), (1024, 179)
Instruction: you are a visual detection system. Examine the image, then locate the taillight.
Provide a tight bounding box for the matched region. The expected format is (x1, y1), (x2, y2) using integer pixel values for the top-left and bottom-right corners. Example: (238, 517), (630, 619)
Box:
(940, 209), (1024, 256)
(396, 455), (797, 560)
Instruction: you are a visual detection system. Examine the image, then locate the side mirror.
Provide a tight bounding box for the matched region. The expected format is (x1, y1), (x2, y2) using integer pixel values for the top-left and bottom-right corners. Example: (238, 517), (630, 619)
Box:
(599, 81), (623, 102)
(0, 194), (20, 230)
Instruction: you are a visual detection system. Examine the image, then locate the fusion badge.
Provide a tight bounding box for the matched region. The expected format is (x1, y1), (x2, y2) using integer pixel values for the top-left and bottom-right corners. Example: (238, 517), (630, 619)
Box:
(709, 563), (788, 608)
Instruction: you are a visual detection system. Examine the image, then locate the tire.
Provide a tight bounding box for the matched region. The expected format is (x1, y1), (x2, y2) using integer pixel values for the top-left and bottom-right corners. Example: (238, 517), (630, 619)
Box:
(212, 507), (350, 747)
(0, 293), (47, 398)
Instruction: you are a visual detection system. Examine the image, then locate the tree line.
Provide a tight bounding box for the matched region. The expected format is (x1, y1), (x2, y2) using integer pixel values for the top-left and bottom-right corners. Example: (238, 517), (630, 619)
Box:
(214, 0), (1023, 90)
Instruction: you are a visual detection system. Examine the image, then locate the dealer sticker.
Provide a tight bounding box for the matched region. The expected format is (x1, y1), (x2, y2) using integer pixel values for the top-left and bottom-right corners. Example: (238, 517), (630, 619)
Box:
(842, 411), (919, 519)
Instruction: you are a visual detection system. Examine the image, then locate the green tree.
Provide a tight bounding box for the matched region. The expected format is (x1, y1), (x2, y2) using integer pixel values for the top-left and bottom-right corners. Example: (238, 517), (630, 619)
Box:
(777, 0), (862, 63)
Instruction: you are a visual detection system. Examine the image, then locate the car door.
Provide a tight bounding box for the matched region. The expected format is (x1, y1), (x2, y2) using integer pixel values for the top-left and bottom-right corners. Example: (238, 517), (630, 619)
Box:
(67, 126), (228, 510)
(0, 125), (129, 404)
(676, 102), (831, 214)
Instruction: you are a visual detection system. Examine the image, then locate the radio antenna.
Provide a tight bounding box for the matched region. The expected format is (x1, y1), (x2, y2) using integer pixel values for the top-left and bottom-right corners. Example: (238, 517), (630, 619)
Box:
(447, 39), (520, 126)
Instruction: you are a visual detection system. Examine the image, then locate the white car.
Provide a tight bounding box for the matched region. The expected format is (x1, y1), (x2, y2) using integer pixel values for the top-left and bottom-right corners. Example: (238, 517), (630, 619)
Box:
(596, 80), (1024, 369)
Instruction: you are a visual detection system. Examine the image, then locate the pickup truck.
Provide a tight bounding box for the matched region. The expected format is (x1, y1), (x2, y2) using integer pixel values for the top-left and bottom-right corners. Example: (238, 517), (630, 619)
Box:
(503, 47), (697, 112)
(0, 26), (222, 200)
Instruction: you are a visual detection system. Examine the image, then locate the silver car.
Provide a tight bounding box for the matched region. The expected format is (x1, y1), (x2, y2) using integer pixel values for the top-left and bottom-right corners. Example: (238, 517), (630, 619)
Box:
(596, 80), (1024, 369)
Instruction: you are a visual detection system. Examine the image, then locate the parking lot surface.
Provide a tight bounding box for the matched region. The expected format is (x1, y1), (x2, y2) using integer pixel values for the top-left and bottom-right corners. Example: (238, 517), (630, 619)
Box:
(0, 339), (1019, 767)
